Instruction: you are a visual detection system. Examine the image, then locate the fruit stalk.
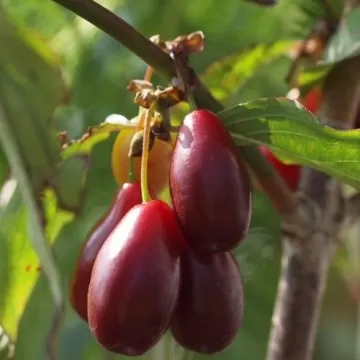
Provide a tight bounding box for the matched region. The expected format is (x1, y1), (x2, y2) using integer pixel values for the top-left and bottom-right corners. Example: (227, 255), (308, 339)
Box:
(140, 105), (155, 203)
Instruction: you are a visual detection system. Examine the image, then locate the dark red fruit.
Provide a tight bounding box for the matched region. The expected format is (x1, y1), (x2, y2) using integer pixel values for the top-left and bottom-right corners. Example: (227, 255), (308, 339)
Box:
(87, 200), (185, 356)
(171, 251), (244, 354)
(69, 182), (142, 321)
(170, 109), (252, 253)
(259, 146), (300, 191)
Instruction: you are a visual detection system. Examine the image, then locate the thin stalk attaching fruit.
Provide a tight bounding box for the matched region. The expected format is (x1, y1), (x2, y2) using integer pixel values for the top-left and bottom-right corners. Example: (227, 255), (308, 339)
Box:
(144, 66), (154, 83)
(140, 103), (156, 203)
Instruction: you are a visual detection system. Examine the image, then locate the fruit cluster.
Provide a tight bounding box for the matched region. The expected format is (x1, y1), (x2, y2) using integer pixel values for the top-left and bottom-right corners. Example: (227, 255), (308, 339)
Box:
(70, 109), (252, 356)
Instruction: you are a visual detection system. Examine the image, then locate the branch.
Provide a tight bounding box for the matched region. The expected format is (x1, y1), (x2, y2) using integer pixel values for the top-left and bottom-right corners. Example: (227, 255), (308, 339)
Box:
(266, 3), (360, 356)
(50, 0), (296, 216)
(267, 180), (344, 360)
(342, 193), (360, 230)
(51, 0), (175, 79)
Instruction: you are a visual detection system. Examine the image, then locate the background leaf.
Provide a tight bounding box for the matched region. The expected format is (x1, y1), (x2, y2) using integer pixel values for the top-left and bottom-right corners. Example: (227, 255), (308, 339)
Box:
(202, 42), (295, 102)
(323, 7), (360, 64)
(0, 8), (63, 192)
(0, 1), (71, 346)
(0, 189), (40, 339)
(219, 98), (360, 189)
(297, 63), (330, 92)
(0, 151), (9, 190)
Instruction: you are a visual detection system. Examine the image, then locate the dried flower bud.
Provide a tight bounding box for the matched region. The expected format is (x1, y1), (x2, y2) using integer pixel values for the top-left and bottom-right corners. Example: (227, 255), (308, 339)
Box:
(184, 31), (205, 53)
(127, 80), (154, 93)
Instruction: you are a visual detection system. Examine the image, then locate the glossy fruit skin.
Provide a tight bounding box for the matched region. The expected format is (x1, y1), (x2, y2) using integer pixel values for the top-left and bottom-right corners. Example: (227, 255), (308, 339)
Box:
(112, 129), (174, 196)
(87, 200), (185, 356)
(171, 251), (244, 354)
(69, 182), (142, 322)
(259, 146), (300, 191)
(170, 109), (252, 253)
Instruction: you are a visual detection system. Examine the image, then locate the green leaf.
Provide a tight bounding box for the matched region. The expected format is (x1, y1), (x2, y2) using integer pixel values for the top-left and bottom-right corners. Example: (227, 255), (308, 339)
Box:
(218, 98), (360, 189)
(0, 150), (9, 189)
(0, 187), (72, 340)
(0, 4), (67, 342)
(61, 115), (138, 159)
(0, 99), (65, 344)
(0, 189), (40, 339)
(322, 7), (360, 65)
(202, 42), (295, 102)
(297, 63), (330, 94)
(0, 6), (87, 213)
(54, 155), (90, 213)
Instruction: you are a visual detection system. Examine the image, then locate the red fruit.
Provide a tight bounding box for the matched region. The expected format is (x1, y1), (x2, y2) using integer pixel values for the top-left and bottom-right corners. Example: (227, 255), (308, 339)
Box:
(171, 251), (244, 354)
(303, 88), (322, 114)
(259, 146), (300, 191)
(87, 200), (185, 356)
(69, 182), (142, 321)
(170, 109), (252, 253)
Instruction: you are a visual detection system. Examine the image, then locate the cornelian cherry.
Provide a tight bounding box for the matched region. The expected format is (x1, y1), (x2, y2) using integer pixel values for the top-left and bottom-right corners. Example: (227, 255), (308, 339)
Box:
(171, 251), (244, 354)
(259, 146), (300, 191)
(170, 109), (252, 253)
(87, 200), (185, 356)
(69, 182), (142, 321)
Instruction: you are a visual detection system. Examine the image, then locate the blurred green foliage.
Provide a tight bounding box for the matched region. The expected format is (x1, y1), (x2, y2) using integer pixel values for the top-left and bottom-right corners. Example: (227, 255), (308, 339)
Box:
(1, 0), (359, 360)
(3, 0), (310, 130)
(220, 99), (360, 190)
